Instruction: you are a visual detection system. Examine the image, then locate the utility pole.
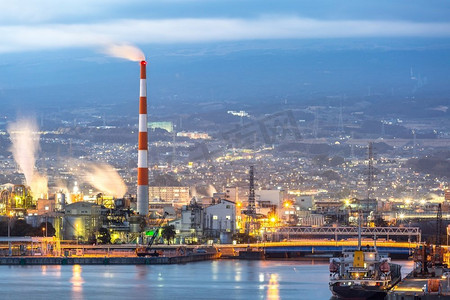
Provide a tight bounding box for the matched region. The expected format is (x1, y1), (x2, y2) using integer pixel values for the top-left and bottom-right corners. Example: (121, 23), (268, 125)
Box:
(8, 213), (12, 256)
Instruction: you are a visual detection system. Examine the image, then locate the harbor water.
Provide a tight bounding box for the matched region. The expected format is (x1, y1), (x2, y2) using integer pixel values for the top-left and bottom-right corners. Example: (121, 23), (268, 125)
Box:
(0, 259), (414, 300)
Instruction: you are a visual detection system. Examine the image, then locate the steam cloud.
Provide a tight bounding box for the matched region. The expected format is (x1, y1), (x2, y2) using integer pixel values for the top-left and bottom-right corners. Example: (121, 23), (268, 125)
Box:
(7, 117), (48, 199)
(68, 160), (127, 197)
(190, 184), (217, 197)
(103, 43), (145, 61)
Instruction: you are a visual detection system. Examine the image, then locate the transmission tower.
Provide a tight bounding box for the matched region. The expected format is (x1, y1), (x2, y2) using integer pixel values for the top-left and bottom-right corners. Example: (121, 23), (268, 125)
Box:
(337, 103), (344, 135)
(436, 203), (443, 247)
(350, 131), (355, 159)
(367, 142), (374, 200)
(412, 129), (417, 158)
(312, 108), (319, 139)
(243, 166), (257, 235)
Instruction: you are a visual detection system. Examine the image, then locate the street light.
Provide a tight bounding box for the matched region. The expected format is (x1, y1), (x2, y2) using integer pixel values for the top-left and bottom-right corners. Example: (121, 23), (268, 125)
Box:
(8, 211), (13, 256)
(75, 224), (79, 245)
(42, 227), (46, 237)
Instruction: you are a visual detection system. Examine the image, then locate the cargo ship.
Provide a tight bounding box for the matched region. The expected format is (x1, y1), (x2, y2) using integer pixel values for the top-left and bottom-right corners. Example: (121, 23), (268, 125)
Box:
(329, 219), (401, 299)
(329, 245), (402, 299)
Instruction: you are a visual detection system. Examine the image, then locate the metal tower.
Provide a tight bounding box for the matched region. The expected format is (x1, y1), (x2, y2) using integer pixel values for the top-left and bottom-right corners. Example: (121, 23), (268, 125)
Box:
(367, 142), (374, 200)
(312, 108), (319, 139)
(436, 203), (443, 247)
(243, 166), (257, 235)
(337, 103), (344, 135)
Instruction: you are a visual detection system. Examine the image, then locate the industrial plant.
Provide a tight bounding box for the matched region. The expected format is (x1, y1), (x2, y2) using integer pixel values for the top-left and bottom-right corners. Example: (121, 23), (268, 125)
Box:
(0, 51), (449, 268)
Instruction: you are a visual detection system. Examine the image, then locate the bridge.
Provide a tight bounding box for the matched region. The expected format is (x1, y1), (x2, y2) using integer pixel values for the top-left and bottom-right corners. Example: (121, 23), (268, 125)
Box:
(217, 239), (422, 258)
(264, 226), (421, 243)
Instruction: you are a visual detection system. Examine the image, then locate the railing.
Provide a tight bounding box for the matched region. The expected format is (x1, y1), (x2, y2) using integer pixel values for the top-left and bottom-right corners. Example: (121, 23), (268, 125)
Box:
(265, 226), (421, 242)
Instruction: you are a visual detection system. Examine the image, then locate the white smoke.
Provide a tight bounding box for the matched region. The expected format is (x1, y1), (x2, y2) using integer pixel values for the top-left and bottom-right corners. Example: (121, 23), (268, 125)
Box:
(67, 159), (127, 197)
(207, 184), (217, 197)
(7, 117), (48, 199)
(103, 43), (145, 62)
(190, 186), (197, 198)
(190, 184), (217, 197)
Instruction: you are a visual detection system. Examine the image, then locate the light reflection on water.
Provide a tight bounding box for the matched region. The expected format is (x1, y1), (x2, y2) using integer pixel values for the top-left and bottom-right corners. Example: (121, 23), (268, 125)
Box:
(0, 260), (414, 300)
(70, 264), (84, 297)
(267, 273), (280, 300)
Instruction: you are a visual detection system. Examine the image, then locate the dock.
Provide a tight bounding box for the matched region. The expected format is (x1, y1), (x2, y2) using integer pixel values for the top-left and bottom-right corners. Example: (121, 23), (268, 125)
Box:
(387, 269), (450, 300)
(0, 253), (221, 265)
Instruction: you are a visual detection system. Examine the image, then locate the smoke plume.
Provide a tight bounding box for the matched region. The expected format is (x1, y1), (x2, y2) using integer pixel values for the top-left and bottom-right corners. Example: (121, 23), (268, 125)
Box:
(103, 43), (145, 61)
(190, 184), (217, 197)
(82, 162), (127, 197)
(67, 159), (127, 197)
(7, 117), (48, 199)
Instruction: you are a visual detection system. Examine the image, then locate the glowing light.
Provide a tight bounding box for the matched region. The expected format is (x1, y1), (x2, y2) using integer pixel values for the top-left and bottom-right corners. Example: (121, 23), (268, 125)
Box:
(399, 213), (405, 219)
(267, 274), (279, 300)
(70, 265), (84, 295)
(270, 217), (276, 223)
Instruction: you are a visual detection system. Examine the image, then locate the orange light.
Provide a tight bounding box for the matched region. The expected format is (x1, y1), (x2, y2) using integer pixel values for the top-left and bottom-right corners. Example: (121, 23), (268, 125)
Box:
(284, 202), (291, 208)
(236, 202), (242, 208)
(270, 217), (276, 223)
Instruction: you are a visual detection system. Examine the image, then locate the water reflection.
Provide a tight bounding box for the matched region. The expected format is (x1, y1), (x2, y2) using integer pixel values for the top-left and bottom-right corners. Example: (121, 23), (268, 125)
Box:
(135, 265), (148, 280)
(41, 265), (61, 278)
(267, 273), (279, 300)
(70, 264), (84, 297)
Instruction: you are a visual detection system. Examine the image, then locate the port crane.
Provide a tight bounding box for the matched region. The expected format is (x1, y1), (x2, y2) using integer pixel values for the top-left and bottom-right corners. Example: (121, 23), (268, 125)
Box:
(136, 212), (169, 257)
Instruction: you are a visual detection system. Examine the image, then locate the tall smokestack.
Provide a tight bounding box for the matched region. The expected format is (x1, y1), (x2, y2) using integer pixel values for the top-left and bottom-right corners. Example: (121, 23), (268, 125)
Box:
(137, 60), (149, 216)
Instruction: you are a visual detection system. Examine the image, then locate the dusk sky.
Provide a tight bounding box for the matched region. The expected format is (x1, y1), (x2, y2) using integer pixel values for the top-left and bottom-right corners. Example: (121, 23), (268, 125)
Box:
(1, 1), (450, 110)
(1, 0), (450, 53)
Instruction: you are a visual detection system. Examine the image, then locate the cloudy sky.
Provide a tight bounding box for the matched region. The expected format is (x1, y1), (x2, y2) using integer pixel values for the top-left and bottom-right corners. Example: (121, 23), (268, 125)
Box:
(1, 0), (450, 54)
(1, 1), (449, 111)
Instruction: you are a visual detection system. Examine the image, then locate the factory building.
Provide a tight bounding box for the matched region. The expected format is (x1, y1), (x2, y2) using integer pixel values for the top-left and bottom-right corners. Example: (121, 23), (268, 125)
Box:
(224, 187), (239, 203)
(295, 194), (314, 210)
(256, 190), (284, 209)
(170, 200), (204, 244)
(63, 202), (103, 242)
(37, 198), (56, 215)
(170, 198), (237, 244)
(204, 199), (236, 244)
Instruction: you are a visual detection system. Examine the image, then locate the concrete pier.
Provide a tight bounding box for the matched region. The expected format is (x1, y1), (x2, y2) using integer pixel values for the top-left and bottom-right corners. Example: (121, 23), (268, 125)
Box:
(0, 253), (220, 265)
(387, 268), (450, 300)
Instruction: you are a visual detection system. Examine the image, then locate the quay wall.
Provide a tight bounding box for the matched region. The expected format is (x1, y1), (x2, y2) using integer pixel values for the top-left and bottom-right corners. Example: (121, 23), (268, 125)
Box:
(0, 253), (220, 265)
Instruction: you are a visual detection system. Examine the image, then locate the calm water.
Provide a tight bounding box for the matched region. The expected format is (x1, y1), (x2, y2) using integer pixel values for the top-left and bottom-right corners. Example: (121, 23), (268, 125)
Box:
(0, 260), (414, 300)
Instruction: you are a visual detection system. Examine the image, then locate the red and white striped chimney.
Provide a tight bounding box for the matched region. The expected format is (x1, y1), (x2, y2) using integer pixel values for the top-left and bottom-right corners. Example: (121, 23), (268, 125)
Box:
(137, 60), (149, 216)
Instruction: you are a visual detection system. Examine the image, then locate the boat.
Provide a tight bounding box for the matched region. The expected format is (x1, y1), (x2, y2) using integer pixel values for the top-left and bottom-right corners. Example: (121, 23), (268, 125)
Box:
(329, 218), (402, 299)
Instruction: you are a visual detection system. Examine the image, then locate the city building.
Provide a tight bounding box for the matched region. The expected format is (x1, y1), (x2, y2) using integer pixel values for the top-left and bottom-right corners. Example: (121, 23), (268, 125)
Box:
(177, 131), (211, 140)
(149, 186), (190, 204)
(295, 194), (314, 210)
(148, 121), (173, 133)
